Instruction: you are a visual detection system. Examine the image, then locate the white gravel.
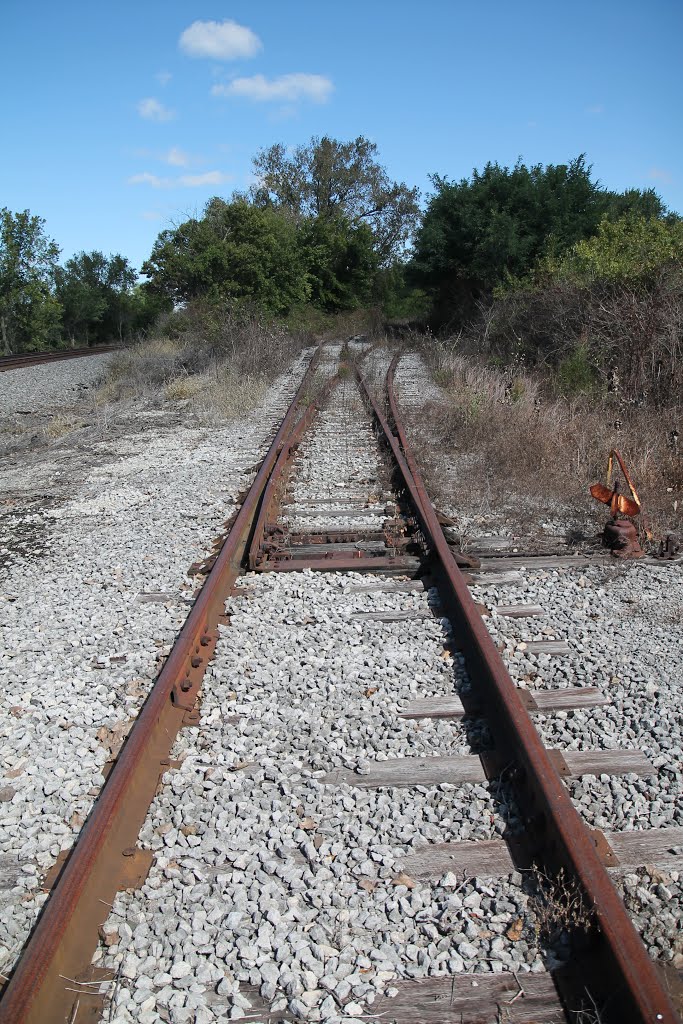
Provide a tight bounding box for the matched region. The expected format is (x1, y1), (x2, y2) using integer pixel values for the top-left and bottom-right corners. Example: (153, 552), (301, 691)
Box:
(0, 353), (114, 416)
(3, 344), (680, 1023)
(93, 366), (546, 1024)
(0, 348), (313, 980)
(473, 560), (683, 967)
(95, 570), (544, 1024)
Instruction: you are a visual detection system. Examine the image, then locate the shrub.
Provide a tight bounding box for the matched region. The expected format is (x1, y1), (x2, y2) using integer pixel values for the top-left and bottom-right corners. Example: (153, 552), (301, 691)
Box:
(542, 214), (683, 285)
(556, 345), (599, 397)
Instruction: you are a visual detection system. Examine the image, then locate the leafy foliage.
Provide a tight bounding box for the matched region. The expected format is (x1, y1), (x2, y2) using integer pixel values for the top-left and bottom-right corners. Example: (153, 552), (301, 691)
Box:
(372, 264), (430, 321)
(298, 215), (378, 312)
(143, 198), (382, 316)
(540, 214), (683, 285)
(54, 251), (142, 344)
(143, 199), (310, 315)
(0, 208), (61, 353)
(409, 157), (670, 325)
(250, 136), (420, 264)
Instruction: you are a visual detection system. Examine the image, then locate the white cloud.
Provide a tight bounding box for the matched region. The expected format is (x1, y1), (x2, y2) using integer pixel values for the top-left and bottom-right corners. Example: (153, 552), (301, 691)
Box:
(586, 104), (605, 115)
(179, 171), (230, 187)
(137, 97), (175, 122)
(179, 19), (261, 60)
(141, 210), (163, 221)
(649, 167), (673, 184)
(128, 170), (231, 188)
(212, 73), (333, 104)
(128, 172), (165, 187)
(156, 71), (172, 86)
(164, 147), (190, 167)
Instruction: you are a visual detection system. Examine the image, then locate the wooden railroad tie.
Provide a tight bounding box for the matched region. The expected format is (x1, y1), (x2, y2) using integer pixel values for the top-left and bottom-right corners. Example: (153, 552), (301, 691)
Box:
(399, 686), (608, 720)
(319, 749), (655, 789)
(400, 825), (683, 881)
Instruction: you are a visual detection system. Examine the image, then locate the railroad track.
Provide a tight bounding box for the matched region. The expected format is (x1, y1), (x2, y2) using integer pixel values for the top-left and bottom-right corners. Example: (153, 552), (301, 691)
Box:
(0, 345), (121, 373)
(0, 342), (680, 1023)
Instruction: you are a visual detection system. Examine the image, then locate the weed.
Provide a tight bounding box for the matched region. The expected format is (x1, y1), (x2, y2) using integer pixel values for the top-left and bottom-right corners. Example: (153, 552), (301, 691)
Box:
(43, 413), (84, 440)
(529, 865), (595, 943)
(93, 301), (312, 424)
(164, 374), (208, 401)
(556, 345), (599, 398)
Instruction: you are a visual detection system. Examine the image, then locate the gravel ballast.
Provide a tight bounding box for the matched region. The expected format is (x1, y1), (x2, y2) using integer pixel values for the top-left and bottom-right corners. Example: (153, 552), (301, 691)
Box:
(0, 352), (114, 416)
(3, 345), (680, 1022)
(93, 375), (546, 1023)
(0, 348), (313, 980)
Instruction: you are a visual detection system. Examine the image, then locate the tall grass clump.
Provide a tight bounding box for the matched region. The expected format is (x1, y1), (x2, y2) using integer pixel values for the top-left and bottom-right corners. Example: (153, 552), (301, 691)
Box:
(94, 300), (310, 418)
(415, 337), (682, 540)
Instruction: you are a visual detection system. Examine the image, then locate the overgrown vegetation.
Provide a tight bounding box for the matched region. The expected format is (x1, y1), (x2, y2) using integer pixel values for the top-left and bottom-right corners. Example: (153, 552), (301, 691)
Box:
(409, 157), (670, 327)
(412, 340), (682, 539)
(455, 213), (683, 409)
(94, 302), (310, 423)
(399, 156), (681, 537)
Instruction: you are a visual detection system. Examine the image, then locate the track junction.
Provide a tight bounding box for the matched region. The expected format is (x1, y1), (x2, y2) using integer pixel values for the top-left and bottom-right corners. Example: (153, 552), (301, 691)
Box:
(0, 341), (680, 1023)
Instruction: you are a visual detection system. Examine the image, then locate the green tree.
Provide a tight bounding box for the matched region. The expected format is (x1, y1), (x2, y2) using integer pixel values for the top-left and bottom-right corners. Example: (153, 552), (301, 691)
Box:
(298, 214), (378, 312)
(409, 157), (610, 321)
(0, 208), (61, 353)
(250, 136), (420, 264)
(602, 187), (668, 223)
(372, 264), (430, 321)
(126, 285), (173, 336)
(143, 199), (310, 315)
(55, 251), (139, 344)
(54, 251), (108, 344)
(104, 254), (139, 340)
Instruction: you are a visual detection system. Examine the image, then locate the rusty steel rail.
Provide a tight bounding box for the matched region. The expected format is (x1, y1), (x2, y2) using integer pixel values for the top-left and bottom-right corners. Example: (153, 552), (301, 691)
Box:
(0, 349), (323, 1024)
(373, 354), (677, 1024)
(248, 373), (339, 571)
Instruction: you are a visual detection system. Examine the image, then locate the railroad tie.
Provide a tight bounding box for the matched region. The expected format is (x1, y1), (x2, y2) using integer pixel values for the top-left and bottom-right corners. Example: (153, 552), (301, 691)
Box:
(400, 825), (683, 882)
(319, 749), (655, 789)
(399, 686), (609, 720)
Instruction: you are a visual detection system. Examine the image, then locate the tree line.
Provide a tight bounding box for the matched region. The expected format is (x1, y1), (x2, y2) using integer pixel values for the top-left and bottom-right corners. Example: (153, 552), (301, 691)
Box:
(0, 209), (166, 354)
(2, 137), (681, 398)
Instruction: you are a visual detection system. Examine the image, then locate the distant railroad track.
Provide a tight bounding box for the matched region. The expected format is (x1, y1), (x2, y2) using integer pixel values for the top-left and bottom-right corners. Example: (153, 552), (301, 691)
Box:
(0, 342), (679, 1023)
(0, 344), (121, 372)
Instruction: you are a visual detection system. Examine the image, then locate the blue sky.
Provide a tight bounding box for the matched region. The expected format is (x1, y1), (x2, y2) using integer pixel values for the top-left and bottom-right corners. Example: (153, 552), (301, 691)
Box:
(2, 0), (681, 274)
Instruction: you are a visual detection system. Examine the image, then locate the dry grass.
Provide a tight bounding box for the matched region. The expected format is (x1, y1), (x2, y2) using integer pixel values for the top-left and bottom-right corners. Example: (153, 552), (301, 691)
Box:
(412, 340), (682, 542)
(198, 369), (270, 422)
(164, 373), (209, 402)
(43, 412), (85, 440)
(162, 367), (270, 419)
(529, 865), (595, 943)
(93, 303), (309, 423)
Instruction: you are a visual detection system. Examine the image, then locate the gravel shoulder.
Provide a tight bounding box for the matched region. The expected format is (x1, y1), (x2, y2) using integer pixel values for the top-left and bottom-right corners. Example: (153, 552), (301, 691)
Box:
(0, 352), (115, 417)
(0, 348), (313, 979)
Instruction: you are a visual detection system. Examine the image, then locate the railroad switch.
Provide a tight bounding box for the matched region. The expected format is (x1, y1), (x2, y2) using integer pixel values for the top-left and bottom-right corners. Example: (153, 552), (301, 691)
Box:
(590, 449), (645, 558)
